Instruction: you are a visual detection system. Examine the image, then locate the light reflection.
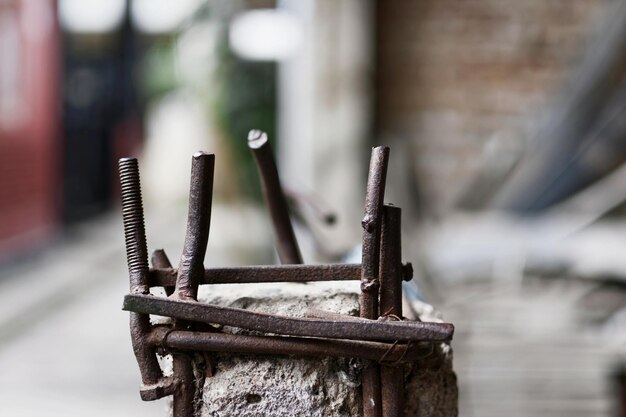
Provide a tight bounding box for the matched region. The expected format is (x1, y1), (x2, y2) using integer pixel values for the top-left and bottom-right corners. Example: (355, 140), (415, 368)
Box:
(58, 0), (126, 34)
(229, 9), (303, 61)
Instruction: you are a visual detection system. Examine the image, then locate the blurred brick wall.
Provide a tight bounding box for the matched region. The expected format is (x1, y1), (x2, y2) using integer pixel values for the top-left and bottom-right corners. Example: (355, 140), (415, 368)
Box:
(376, 0), (609, 215)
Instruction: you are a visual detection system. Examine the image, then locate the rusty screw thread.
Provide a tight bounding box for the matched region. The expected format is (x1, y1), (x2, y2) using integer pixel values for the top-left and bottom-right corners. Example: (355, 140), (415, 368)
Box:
(119, 158), (150, 294)
(118, 158), (163, 389)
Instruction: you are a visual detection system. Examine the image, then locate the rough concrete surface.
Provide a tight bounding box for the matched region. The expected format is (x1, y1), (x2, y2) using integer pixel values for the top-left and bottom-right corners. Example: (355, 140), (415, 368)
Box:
(190, 281), (457, 417)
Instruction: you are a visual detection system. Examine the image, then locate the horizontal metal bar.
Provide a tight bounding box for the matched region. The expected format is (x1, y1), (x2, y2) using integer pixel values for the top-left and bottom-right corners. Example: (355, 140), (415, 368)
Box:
(123, 294), (454, 342)
(151, 327), (434, 364)
(149, 263), (362, 287)
(139, 377), (179, 401)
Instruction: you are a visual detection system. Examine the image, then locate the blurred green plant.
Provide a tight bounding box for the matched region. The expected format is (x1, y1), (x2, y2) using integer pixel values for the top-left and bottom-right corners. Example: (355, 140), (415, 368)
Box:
(212, 28), (277, 201)
(139, 38), (179, 101)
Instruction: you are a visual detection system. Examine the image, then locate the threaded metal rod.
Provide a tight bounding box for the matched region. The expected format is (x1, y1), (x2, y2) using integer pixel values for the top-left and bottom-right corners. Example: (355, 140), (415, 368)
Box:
(119, 158), (150, 294)
(118, 158), (163, 391)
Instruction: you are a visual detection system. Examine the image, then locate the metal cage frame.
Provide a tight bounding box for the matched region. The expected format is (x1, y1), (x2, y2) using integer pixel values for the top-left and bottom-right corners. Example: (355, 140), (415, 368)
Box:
(120, 133), (454, 417)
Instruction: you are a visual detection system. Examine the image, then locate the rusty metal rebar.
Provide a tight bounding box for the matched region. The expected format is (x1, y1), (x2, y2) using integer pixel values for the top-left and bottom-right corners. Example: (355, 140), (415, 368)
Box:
(119, 158), (165, 399)
(151, 327), (434, 364)
(360, 146), (390, 317)
(151, 249), (174, 296)
(174, 152), (216, 417)
(123, 294), (454, 342)
(379, 205), (404, 417)
(172, 350), (196, 417)
(360, 146), (390, 417)
(176, 152), (215, 300)
(149, 262), (414, 287)
(150, 263), (360, 286)
(248, 130), (303, 264)
(151, 249), (196, 417)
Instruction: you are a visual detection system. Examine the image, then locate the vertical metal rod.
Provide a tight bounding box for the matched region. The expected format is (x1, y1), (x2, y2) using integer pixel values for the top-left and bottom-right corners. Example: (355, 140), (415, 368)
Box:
(616, 365), (626, 417)
(176, 152), (215, 300)
(151, 249), (174, 296)
(152, 250), (196, 417)
(248, 130), (303, 264)
(379, 205), (403, 319)
(360, 146), (390, 318)
(379, 205), (404, 417)
(173, 152), (215, 417)
(360, 146), (390, 417)
(173, 357), (196, 417)
(118, 158), (163, 390)
(362, 365), (382, 417)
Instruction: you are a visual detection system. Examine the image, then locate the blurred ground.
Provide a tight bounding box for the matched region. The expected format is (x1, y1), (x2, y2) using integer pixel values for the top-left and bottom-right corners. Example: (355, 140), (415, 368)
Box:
(444, 279), (623, 417)
(0, 213), (163, 416)
(0, 203), (271, 416)
(413, 215), (626, 417)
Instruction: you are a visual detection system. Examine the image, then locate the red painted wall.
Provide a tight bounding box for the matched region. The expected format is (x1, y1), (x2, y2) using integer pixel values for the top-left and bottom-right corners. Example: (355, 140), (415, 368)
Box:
(0, 0), (60, 259)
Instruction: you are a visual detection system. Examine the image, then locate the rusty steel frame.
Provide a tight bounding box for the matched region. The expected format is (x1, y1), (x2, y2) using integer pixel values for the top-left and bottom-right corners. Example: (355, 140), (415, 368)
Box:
(120, 140), (454, 417)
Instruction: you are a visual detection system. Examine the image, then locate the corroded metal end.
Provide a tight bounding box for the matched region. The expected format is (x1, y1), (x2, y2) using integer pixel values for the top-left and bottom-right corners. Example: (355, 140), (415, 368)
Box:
(140, 378), (179, 401)
(247, 129), (268, 149)
(402, 262), (414, 282)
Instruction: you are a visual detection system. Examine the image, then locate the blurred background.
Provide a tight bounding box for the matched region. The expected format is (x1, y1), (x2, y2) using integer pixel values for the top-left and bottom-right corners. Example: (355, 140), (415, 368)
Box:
(0, 0), (625, 415)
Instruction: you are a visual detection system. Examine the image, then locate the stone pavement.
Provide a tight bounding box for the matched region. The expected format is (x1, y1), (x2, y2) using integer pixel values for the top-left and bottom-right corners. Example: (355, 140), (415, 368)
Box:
(0, 204), (271, 416)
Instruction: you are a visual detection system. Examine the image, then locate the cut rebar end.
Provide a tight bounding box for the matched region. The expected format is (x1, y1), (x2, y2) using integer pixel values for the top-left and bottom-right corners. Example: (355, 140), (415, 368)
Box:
(248, 129), (268, 149)
(139, 378), (179, 401)
(192, 151), (213, 159)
